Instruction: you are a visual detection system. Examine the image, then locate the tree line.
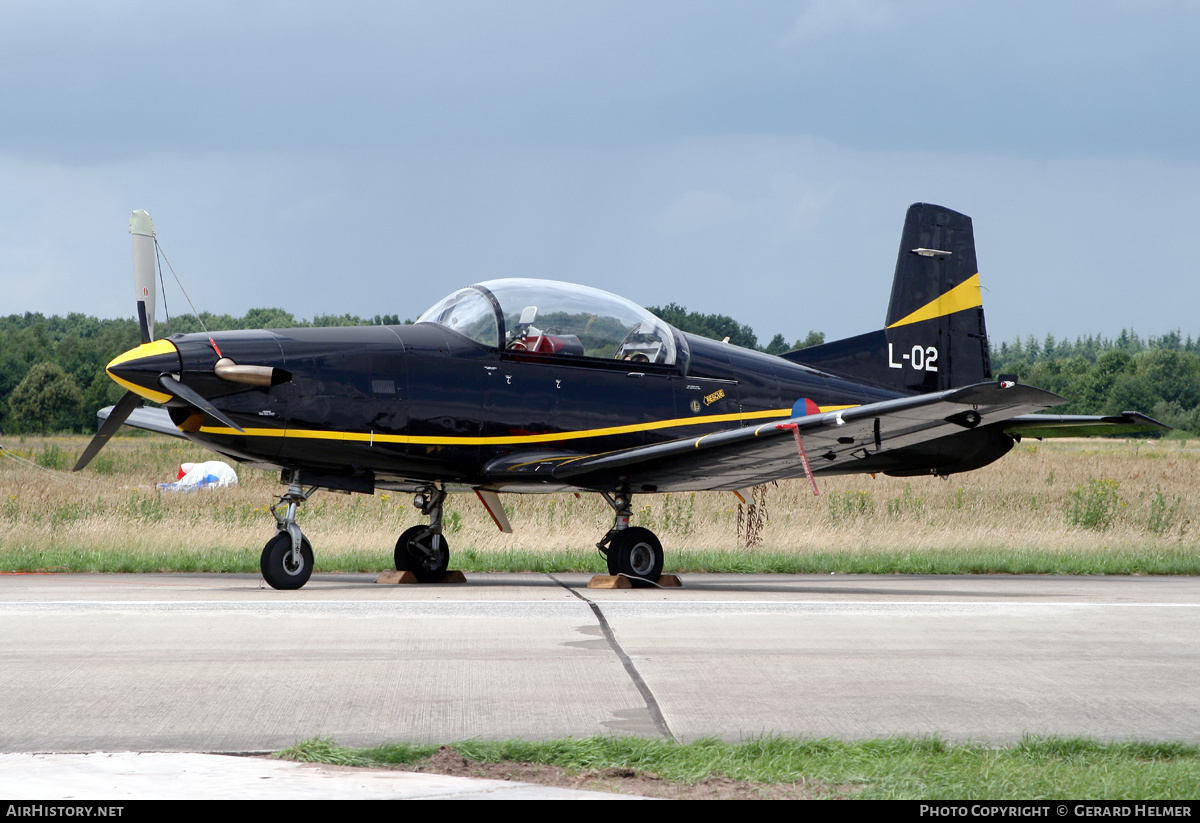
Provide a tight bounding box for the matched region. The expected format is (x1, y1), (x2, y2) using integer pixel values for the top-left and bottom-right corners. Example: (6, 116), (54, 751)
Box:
(990, 330), (1200, 434)
(2, 307), (1197, 436)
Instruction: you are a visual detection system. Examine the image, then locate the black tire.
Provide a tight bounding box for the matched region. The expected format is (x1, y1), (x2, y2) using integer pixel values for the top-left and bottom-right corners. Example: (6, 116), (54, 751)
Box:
(260, 531), (314, 590)
(606, 527), (664, 585)
(394, 525), (450, 583)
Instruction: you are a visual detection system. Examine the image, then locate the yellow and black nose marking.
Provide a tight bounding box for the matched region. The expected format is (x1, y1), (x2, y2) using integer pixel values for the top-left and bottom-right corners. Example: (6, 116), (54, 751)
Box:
(106, 339), (180, 403)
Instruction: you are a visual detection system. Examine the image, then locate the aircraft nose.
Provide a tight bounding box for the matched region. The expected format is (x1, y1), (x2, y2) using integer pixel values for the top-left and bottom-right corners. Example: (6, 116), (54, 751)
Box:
(106, 339), (180, 403)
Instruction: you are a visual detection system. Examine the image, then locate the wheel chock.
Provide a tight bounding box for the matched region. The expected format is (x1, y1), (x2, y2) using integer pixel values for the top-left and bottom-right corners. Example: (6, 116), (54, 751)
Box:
(375, 570), (416, 584)
(587, 573), (683, 589)
(588, 574), (632, 588)
(375, 570), (467, 584)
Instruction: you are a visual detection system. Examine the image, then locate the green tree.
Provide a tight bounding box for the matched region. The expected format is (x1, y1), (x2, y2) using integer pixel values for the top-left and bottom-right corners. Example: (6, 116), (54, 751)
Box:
(647, 303), (758, 349)
(763, 333), (790, 355)
(1136, 349), (1200, 408)
(793, 331), (825, 350)
(8, 362), (83, 435)
(313, 313), (365, 327)
(1105, 371), (1159, 417)
(242, 308), (298, 329)
(1076, 349), (1135, 411)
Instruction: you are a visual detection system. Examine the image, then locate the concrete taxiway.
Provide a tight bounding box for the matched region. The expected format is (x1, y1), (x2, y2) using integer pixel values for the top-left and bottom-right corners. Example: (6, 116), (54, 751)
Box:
(2, 572), (1199, 757)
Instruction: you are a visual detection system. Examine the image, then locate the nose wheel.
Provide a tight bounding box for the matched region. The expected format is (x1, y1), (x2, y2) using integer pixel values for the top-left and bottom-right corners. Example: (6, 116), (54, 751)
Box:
(261, 476), (318, 590)
(261, 531), (313, 590)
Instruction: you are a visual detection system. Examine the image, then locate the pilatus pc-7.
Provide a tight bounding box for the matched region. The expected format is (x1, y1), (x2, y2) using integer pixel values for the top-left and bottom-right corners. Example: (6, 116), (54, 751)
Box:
(74, 204), (1164, 589)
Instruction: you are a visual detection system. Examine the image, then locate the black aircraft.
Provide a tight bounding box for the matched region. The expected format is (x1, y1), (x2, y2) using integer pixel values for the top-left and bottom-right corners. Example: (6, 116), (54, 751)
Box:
(74, 203), (1165, 589)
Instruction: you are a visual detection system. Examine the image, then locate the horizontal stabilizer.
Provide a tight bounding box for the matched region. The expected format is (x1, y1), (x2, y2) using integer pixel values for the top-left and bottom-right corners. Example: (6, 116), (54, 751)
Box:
(1003, 411), (1169, 440)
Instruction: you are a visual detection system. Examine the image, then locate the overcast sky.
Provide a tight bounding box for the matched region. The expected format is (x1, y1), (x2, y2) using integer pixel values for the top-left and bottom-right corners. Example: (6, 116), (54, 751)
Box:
(2, 0), (1198, 345)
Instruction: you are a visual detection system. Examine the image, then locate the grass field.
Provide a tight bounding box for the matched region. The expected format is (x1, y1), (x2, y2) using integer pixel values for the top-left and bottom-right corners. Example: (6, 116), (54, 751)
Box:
(1, 432), (1197, 575)
(276, 734), (1200, 800)
(5, 433), (1198, 799)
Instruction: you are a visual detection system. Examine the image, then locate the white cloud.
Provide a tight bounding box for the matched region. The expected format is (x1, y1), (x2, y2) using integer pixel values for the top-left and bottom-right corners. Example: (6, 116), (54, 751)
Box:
(659, 190), (745, 234)
(781, 0), (894, 46)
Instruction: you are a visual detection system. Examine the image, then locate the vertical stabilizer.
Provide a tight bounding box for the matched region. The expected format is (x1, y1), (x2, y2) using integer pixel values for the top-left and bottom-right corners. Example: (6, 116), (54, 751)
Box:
(783, 203), (991, 393)
(130, 210), (157, 344)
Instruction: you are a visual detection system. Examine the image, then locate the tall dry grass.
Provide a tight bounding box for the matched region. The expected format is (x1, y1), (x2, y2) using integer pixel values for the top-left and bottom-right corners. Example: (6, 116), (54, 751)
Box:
(0, 433), (1197, 569)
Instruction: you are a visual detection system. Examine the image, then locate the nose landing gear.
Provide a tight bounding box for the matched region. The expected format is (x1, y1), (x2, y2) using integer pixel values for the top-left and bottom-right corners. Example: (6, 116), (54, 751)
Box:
(262, 477), (318, 590)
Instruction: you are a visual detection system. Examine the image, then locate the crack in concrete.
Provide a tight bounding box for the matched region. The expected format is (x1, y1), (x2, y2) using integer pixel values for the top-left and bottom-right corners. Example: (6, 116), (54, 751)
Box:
(548, 574), (675, 742)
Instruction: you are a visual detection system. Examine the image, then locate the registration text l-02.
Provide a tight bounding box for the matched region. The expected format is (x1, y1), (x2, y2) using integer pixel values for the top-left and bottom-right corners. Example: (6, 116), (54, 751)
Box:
(889, 343), (939, 372)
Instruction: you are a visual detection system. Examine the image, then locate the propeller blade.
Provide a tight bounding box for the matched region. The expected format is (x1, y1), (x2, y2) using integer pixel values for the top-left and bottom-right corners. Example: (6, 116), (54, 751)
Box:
(130, 210), (157, 345)
(72, 390), (143, 471)
(158, 375), (245, 433)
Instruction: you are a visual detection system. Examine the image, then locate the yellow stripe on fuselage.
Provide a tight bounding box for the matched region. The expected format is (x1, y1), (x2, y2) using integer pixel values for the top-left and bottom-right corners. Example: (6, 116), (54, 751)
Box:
(886, 273), (982, 329)
(195, 404), (860, 445)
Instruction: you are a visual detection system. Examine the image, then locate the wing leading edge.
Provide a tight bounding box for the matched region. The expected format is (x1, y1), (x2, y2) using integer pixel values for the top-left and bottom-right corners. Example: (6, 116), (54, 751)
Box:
(495, 382), (1070, 492)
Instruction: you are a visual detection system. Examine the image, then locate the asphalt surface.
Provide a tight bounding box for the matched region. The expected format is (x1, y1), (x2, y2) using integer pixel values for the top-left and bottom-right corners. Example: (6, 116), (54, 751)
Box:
(2, 571), (1199, 798)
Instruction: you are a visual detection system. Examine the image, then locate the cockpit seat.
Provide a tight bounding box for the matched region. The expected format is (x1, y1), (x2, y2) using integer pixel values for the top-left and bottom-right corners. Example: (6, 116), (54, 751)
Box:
(511, 333), (585, 356)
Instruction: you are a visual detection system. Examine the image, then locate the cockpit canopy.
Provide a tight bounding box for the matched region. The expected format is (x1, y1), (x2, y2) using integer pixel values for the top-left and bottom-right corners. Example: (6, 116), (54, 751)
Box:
(416, 278), (678, 365)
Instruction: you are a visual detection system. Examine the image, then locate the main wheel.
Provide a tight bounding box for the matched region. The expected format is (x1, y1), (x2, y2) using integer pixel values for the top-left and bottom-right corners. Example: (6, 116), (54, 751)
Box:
(605, 527), (664, 585)
(260, 531), (314, 590)
(394, 525), (450, 583)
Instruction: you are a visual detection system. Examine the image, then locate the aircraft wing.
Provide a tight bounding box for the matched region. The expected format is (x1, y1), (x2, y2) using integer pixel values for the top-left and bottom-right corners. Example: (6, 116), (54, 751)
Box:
(96, 404), (187, 439)
(530, 382), (1065, 492)
(478, 449), (588, 491)
(1001, 412), (1168, 439)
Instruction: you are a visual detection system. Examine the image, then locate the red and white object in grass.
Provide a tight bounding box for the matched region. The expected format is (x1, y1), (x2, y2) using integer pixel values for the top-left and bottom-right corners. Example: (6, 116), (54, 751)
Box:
(159, 461), (238, 491)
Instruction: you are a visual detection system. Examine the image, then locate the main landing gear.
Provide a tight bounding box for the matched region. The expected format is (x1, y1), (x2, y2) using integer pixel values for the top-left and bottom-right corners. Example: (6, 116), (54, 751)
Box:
(598, 490), (664, 586)
(261, 478), (317, 590)
(394, 485), (451, 583)
(257, 474), (455, 590)
(257, 477), (663, 590)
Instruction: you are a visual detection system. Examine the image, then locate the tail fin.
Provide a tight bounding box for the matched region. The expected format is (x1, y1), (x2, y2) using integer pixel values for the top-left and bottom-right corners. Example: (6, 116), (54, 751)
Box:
(783, 203), (991, 393)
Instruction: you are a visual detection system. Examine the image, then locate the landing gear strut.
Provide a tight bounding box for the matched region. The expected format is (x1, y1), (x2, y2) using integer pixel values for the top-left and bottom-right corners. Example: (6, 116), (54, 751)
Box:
(598, 490), (664, 586)
(262, 477), (318, 590)
(394, 484), (451, 582)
